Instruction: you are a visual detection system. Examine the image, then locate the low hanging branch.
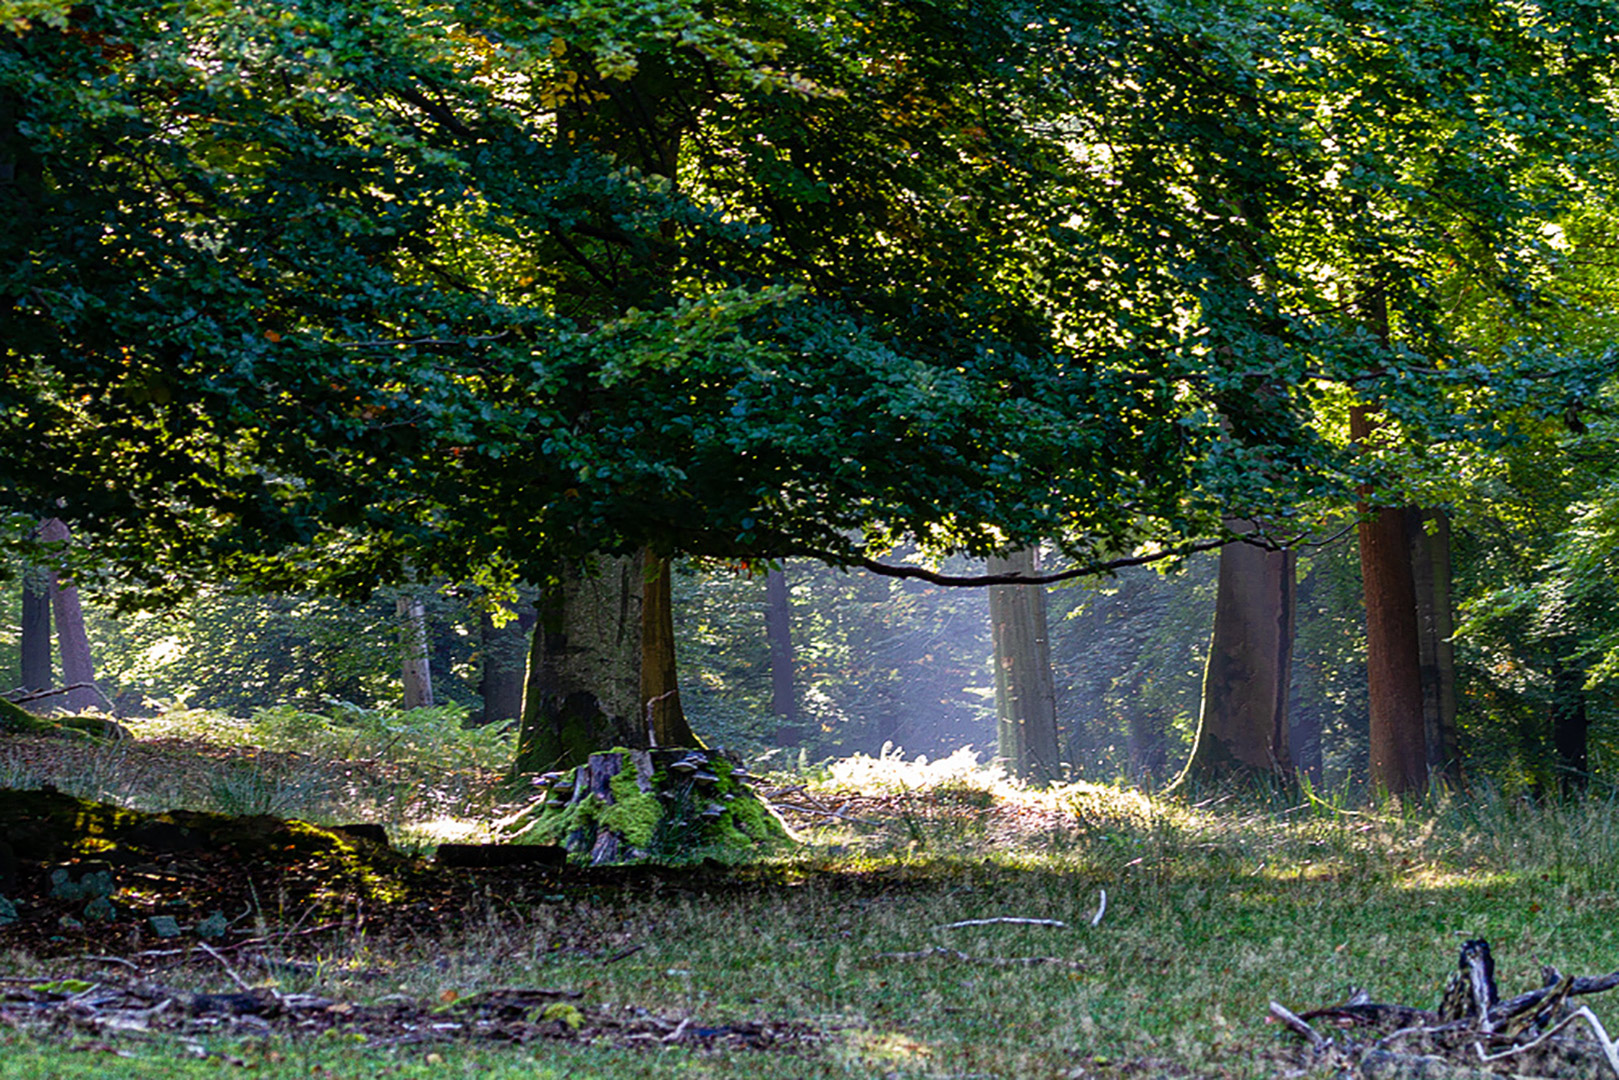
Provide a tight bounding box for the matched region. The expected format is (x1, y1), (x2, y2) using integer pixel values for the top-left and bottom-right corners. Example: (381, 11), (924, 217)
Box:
(795, 523), (1360, 589)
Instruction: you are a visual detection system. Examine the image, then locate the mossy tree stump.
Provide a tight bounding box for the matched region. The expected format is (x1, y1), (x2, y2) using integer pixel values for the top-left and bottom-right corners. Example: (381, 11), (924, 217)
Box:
(507, 749), (792, 864)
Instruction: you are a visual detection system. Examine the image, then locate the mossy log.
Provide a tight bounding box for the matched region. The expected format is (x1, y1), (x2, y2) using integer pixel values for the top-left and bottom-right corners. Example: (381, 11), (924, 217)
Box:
(505, 748), (793, 865)
(0, 696), (129, 741)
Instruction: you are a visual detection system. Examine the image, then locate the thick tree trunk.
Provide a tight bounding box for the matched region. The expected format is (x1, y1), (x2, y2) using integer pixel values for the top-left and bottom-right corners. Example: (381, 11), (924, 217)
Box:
(640, 553), (696, 748)
(396, 594), (435, 709)
(1186, 526), (1295, 782)
(39, 519), (99, 713)
(1551, 659), (1588, 795)
(765, 566), (798, 745)
(20, 562), (52, 694)
(988, 548), (1061, 785)
(479, 603), (531, 726)
(1189, 533), (1296, 783)
(516, 553), (648, 773)
(1408, 508), (1460, 785)
(1349, 407), (1427, 795)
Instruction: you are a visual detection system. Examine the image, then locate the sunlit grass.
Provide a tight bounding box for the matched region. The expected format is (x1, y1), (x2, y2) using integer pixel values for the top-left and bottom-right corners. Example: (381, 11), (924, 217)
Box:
(11, 727), (1619, 1076)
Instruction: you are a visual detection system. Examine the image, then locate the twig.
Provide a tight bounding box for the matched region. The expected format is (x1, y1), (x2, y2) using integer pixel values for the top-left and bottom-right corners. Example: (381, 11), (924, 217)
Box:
(773, 803), (884, 826)
(603, 944), (647, 965)
(661, 1017), (692, 1043)
(1477, 1006), (1619, 1077)
(1269, 1001), (1326, 1050)
(935, 918), (1068, 931)
(1090, 889), (1108, 927)
(197, 942), (254, 994)
(72, 955), (140, 971)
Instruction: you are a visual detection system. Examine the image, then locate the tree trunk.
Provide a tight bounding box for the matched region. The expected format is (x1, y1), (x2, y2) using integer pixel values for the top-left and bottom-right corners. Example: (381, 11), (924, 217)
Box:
(641, 553), (697, 748)
(1185, 526), (1295, 783)
(1408, 508), (1460, 786)
(987, 547), (1061, 785)
(516, 553), (648, 773)
(396, 594), (434, 709)
(1551, 659), (1588, 795)
(479, 603), (531, 727)
(1349, 409), (1427, 796)
(20, 562), (52, 694)
(39, 519), (99, 712)
(765, 566), (798, 745)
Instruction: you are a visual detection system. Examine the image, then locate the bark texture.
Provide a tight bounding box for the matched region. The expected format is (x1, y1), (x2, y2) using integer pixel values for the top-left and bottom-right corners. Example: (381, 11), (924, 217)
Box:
(1186, 529), (1295, 782)
(1407, 508), (1460, 785)
(1348, 405), (1427, 795)
(516, 553), (647, 772)
(396, 595), (435, 709)
(987, 548), (1061, 785)
(640, 554), (696, 748)
(20, 562), (52, 693)
(765, 567), (798, 745)
(39, 519), (99, 712)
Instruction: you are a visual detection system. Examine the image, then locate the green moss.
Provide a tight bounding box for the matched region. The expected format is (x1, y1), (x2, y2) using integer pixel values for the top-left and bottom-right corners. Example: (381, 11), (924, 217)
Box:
(601, 768), (660, 848)
(509, 749), (796, 864)
(0, 698), (128, 742)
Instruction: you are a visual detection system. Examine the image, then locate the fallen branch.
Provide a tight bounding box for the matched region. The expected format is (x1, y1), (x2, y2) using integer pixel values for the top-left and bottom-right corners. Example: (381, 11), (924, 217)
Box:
(935, 917), (1068, 931)
(772, 803), (884, 826)
(1269, 1001), (1325, 1050)
(1091, 889), (1107, 927)
(198, 942), (256, 995)
(1274, 941), (1619, 1078)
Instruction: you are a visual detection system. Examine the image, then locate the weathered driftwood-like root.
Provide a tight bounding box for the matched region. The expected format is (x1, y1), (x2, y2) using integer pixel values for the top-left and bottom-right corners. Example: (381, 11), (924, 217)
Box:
(1272, 940), (1619, 1079)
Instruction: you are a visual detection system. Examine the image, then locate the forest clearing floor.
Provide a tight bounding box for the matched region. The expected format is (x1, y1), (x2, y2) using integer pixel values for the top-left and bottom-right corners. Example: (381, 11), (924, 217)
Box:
(5, 731), (1619, 1078)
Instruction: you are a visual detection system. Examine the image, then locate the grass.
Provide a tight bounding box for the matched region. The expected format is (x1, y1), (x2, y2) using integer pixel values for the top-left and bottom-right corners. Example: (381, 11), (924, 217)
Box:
(6, 731), (1619, 1077)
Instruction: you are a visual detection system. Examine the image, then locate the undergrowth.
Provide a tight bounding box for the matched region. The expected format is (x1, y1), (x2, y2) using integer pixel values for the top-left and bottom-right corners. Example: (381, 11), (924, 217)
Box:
(7, 734), (1619, 1077)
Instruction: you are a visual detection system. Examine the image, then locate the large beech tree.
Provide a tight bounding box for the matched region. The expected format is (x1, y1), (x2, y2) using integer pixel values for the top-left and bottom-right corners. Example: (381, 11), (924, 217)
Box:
(6, 0), (1619, 780)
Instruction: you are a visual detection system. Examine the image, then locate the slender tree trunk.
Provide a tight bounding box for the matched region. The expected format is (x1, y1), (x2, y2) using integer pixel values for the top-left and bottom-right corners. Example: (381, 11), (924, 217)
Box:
(397, 594), (434, 709)
(39, 518), (99, 712)
(988, 547), (1061, 785)
(1185, 526), (1295, 783)
(1551, 658), (1588, 795)
(640, 553), (697, 748)
(765, 566), (798, 745)
(1408, 508), (1460, 785)
(516, 553), (647, 772)
(479, 603), (531, 726)
(20, 562), (52, 694)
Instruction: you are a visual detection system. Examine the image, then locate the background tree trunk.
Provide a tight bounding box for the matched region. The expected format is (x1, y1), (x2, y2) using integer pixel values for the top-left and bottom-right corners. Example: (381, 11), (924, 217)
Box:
(1551, 658), (1588, 795)
(1408, 508), (1460, 785)
(479, 603), (532, 726)
(516, 553), (648, 772)
(1348, 434), (1427, 795)
(396, 594), (434, 709)
(39, 518), (99, 712)
(1185, 527), (1295, 782)
(988, 547), (1061, 785)
(641, 553), (697, 748)
(765, 566), (798, 745)
(20, 562), (52, 694)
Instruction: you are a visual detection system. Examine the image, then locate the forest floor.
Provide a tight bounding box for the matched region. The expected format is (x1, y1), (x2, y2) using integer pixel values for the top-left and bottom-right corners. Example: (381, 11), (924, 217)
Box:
(4, 726), (1619, 1079)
